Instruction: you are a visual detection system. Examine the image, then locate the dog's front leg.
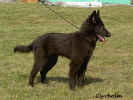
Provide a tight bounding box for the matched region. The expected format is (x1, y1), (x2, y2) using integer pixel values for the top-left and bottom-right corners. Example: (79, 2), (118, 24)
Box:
(77, 57), (90, 86)
(69, 61), (82, 90)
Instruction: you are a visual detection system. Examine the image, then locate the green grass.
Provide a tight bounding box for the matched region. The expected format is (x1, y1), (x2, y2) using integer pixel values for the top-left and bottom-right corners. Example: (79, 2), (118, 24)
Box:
(0, 2), (133, 100)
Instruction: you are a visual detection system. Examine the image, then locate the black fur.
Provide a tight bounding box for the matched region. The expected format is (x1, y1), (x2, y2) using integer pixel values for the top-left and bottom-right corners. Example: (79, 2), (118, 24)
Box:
(14, 10), (111, 90)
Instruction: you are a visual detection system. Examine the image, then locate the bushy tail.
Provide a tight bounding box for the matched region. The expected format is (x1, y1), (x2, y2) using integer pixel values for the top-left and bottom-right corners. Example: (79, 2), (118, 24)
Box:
(14, 44), (33, 53)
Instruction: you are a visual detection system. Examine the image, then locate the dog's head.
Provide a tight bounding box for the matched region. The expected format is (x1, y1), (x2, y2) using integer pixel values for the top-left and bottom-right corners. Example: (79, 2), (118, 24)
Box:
(88, 10), (111, 42)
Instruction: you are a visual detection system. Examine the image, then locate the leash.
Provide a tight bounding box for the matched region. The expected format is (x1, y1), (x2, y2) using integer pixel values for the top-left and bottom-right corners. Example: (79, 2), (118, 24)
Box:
(40, 1), (80, 30)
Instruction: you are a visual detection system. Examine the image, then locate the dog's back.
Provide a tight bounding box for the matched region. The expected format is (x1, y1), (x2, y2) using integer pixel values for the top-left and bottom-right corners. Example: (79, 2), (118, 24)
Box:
(14, 33), (73, 58)
(35, 33), (73, 58)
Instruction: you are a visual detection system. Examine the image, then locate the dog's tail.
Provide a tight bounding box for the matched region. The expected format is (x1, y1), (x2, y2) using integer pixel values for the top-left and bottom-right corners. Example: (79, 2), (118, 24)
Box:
(14, 44), (33, 53)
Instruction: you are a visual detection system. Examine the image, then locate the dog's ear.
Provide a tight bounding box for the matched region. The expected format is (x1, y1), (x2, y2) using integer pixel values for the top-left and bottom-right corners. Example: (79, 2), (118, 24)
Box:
(97, 10), (100, 17)
(88, 10), (97, 24)
(90, 10), (96, 18)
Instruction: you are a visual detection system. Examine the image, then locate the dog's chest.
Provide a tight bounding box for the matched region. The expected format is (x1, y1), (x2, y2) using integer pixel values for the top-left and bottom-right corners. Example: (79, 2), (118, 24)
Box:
(77, 39), (96, 56)
(87, 41), (96, 55)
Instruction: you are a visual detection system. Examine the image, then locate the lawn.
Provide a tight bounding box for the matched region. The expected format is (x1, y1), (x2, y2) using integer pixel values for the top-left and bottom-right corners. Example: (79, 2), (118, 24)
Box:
(0, 2), (133, 100)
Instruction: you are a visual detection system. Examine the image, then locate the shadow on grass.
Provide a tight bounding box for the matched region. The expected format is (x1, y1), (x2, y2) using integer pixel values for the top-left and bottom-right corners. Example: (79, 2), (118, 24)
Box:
(84, 77), (103, 86)
(19, 74), (103, 87)
(37, 76), (68, 84)
(38, 76), (103, 86)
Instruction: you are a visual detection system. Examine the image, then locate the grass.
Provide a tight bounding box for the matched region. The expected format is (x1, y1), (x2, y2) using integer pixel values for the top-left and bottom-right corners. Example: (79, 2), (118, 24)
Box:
(0, 2), (133, 100)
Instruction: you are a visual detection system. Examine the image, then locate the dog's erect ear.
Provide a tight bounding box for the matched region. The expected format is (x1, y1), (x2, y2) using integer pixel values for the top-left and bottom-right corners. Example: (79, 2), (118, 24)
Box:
(89, 10), (96, 20)
(88, 10), (97, 24)
(97, 10), (100, 16)
(90, 10), (96, 18)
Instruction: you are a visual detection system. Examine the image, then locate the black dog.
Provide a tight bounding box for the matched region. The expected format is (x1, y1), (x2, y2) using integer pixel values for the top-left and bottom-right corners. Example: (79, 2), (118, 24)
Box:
(14, 10), (111, 90)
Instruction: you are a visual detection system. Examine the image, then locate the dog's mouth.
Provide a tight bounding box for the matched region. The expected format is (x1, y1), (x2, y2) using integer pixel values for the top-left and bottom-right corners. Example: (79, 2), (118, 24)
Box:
(96, 34), (105, 42)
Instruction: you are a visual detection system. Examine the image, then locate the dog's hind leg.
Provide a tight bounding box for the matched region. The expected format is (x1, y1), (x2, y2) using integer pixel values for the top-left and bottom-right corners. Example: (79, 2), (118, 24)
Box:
(40, 55), (58, 83)
(29, 48), (48, 87)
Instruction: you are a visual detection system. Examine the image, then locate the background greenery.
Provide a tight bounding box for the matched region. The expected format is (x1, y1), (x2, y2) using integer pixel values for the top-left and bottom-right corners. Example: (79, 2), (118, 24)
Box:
(0, 2), (133, 100)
